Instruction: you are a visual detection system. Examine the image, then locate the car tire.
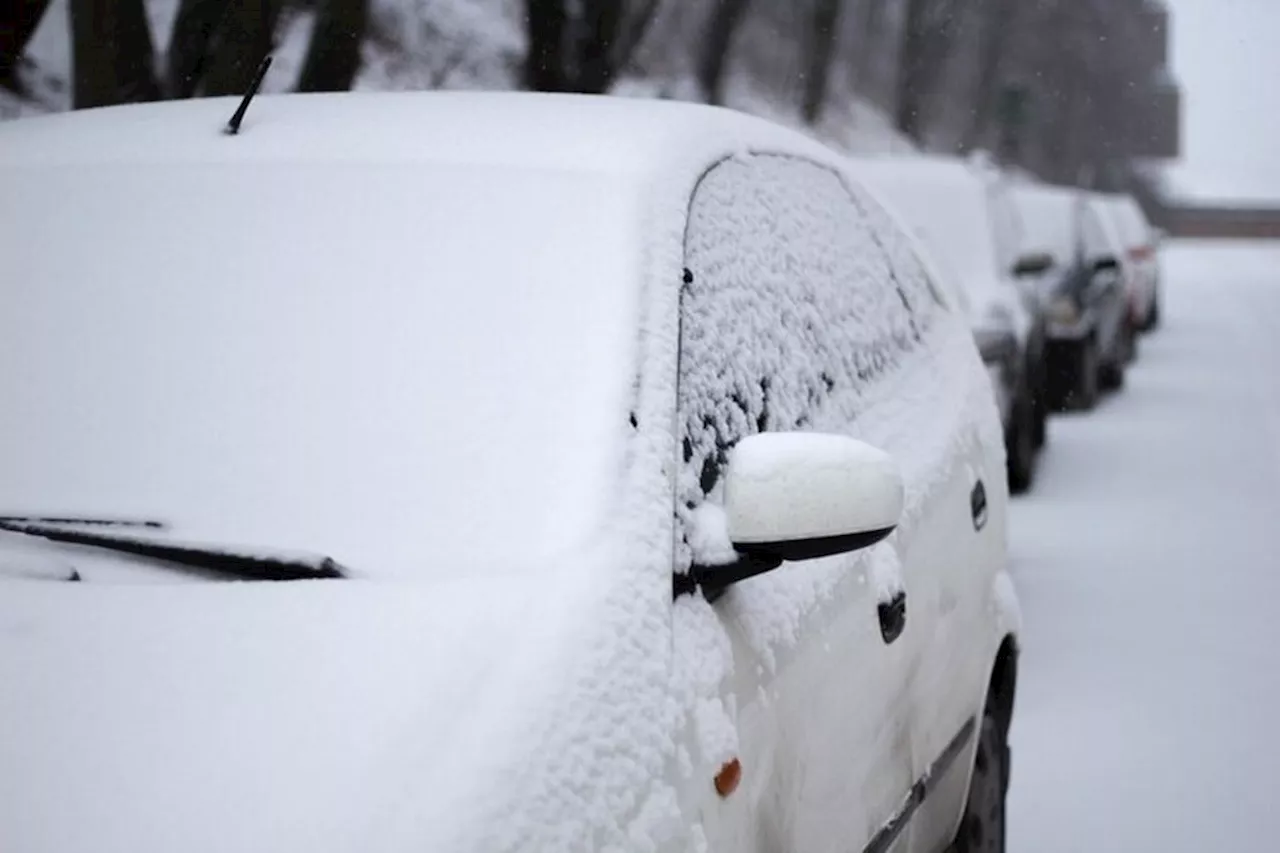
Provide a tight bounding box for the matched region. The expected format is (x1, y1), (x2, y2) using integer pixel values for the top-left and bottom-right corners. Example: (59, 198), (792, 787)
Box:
(1031, 364), (1049, 450)
(947, 714), (1008, 853)
(1006, 392), (1037, 495)
(1099, 357), (1125, 391)
(1069, 340), (1099, 412)
(1143, 294), (1161, 332)
(1123, 319), (1139, 364)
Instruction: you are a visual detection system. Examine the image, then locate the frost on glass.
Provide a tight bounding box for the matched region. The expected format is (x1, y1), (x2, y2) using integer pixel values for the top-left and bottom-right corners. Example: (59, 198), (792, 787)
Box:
(677, 154), (938, 563)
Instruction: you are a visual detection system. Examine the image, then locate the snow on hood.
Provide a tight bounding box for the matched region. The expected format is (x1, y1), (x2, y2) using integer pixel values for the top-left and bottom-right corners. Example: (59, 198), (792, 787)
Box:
(0, 567), (610, 853)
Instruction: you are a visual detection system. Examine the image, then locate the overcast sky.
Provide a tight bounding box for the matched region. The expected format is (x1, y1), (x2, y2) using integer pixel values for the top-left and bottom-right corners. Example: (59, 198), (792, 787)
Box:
(1163, 0), (1280, 202)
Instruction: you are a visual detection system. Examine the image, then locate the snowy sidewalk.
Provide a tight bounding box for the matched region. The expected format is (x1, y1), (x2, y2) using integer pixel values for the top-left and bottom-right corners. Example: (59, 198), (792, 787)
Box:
(1008, 240), (1280, 850)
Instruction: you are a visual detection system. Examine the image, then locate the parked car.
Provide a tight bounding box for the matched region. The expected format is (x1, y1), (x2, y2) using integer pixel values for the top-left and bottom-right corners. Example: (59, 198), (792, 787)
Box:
(1101, 193), (1163, 332)
(1009, 183), (1133, 410)
(0, 93), (1021, 853)
(851, 155), (1049, 493)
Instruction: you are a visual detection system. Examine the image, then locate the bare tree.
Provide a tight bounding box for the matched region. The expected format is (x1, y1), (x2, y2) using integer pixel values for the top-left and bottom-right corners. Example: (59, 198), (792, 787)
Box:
(894, 0), (961, 143)
(524, 0), (569, 91)
(696, 0), (752, 104)
(166, 0), (228, 98)
(70, 0), (161, 107)
(199, 0), (281, 96)
(1, 0), (52, 88)
(524, 0), (662, 94)
(852, 0), (888, 89)
(296, 0), (369, 92)
(801, 0), (843, 125)
(961, 0), (1017, 151)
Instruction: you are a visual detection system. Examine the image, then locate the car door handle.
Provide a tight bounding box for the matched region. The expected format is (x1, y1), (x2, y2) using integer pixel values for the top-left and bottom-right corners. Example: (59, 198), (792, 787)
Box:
(878, 590), (906, 645)
(970, 479), (988, 531)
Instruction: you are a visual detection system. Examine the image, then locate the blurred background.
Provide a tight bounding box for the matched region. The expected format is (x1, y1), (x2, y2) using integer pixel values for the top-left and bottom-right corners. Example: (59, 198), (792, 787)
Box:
(2, 0), (1277, 237)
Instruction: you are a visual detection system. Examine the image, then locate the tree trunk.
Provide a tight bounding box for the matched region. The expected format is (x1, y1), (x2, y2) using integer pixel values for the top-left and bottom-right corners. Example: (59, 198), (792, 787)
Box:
(199, 0), (280, 97)
(165, 0), (228, 98)
(962, 0), (1016, 152)
(296, 0), (368, 92)
(576, 0), (625, 94)
(696, 0), (751, 105)
(801, 0), (842, 125)
(893, 0), (955, 143)
(854, 0), (887, 89)
(524, 0), (568, 91)
(70, 0), (160, 108)
(0, 0), (52, 85)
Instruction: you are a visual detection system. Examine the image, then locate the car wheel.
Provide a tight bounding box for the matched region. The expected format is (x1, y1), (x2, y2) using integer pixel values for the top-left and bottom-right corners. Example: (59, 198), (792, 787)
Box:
(1099, 356), (1125, 391)
(1122, 319), (1139, 364)
(1031, 365), (1049, 449)
(947, 714), (1008, 853)
(1143, 294), (1161, 331)
(1070, 340), (1099, 412)
(1006, 392), (1036, 494)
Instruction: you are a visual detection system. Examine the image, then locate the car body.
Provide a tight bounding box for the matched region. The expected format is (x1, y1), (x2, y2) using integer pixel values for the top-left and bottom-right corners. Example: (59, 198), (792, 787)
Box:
(1100, 193), (1162, 331)
(850, 155), (1049, 493)
(0, 92), (1020, 853)
(1009, 183), (1133, 409)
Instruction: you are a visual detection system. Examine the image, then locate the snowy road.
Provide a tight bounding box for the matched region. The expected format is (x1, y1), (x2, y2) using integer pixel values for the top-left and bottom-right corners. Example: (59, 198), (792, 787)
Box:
(1008, 241), (1280, 850)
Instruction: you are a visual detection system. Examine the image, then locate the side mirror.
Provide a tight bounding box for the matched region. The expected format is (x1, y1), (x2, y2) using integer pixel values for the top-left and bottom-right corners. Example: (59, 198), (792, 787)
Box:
(1012, 252), (1054, 278)
(681, 433), (903, 600)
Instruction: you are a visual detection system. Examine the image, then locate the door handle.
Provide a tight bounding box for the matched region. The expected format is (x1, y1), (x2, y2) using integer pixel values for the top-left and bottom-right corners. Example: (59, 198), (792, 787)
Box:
(970, 479), (988, 531)
(878, 590), (906, 645)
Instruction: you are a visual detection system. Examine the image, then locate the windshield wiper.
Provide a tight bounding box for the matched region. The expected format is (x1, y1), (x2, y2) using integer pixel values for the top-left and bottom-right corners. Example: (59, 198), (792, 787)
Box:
(0, 519), (346, 581)
(0, 516), (166, 529)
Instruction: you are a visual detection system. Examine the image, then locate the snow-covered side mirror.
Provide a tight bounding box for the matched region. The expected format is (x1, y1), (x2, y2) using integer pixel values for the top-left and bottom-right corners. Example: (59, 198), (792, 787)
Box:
(675, 433), (903, 602)
(725, 432), (903, 560)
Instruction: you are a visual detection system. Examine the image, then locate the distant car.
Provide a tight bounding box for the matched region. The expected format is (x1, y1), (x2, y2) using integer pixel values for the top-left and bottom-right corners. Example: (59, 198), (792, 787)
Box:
(0, 93), (1020, 853)
(851, 155), (1049, 493)
(1009, 184), (1133, 410)
(1100, 193), (1163, 332)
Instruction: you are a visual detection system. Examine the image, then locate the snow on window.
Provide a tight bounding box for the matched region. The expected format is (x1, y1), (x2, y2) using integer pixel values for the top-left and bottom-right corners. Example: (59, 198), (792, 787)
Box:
(676, 153), (936, 565)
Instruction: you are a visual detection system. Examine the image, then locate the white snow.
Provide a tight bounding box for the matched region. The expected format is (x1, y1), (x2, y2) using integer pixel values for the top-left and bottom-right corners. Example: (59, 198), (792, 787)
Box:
(1, 89), (1005, 852)
(1008, 182), (1081, 268)
(850, 156), (1019, 329)
(1, 108), (649, 578)
(1009, 240), (1280, 851)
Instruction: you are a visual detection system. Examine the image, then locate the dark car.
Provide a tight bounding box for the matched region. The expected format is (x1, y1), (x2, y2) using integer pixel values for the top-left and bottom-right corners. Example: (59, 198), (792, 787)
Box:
(1009, 184), (1132, 411)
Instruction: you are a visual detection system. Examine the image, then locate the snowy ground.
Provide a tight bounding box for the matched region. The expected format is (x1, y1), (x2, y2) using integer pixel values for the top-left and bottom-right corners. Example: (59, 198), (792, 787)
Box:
(1008, 240), (1280, 850)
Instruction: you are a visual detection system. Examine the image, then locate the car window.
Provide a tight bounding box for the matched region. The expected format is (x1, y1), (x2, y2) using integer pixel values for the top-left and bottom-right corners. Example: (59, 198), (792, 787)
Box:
(1081, 202), (1117, 262)
(676, 154), (937, 561)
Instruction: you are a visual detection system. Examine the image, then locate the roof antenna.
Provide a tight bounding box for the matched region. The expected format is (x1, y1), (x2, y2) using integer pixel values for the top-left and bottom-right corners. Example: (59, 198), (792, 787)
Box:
(224, 55), (273, 136)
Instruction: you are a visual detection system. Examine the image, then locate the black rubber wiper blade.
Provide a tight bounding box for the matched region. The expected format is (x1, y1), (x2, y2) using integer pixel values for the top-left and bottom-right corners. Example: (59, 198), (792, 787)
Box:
(0, 520), (346, 581)
(0, 516), (166, 529)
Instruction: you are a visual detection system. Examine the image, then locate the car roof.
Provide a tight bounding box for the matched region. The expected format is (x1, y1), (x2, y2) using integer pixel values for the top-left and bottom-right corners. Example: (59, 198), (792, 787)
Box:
(0, 90), (834, 177)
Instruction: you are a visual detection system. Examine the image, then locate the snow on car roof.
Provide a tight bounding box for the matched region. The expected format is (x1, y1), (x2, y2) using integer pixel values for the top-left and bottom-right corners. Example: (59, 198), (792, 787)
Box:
(1010, 183), (1081, 266)
(0, 90), (833, 174)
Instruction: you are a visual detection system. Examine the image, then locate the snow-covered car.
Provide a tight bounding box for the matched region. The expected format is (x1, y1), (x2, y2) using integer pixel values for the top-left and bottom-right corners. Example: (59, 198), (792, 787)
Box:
(0, 92), (1020, 853)
(1010, 183), (1133, 410)
(1100, 193), (1163, 332)
(850, 155), (1049, 493)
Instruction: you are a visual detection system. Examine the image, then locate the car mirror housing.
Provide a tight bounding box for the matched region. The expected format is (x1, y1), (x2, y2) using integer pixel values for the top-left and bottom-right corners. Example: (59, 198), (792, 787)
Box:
(677, 433), (903, 601)
(1012, 252), (1054, 278)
